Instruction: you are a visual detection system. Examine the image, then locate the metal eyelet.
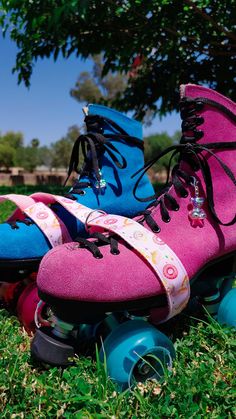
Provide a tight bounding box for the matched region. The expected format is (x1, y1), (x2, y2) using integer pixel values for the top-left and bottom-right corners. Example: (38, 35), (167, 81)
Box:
(11, 225), (19, 230)
(196, 116), (204, 125)
(152, 226), (161, 233)
(194, 130), (204, 140)
(195, 101), (204, 110)
(95, 253), (103, 259)
(164, 216), (171, 223)
(181, 191), (189, 198)
(110, 249), (120, 255)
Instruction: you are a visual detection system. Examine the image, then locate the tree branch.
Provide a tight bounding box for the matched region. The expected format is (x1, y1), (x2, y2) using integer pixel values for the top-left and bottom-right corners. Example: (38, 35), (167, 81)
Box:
(184, 0), (236, 42)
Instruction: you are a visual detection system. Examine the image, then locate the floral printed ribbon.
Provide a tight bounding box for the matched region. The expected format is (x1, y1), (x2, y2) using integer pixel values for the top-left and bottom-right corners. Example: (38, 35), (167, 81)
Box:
(0, 194), (71, 247)
(0, 193), (96, 247)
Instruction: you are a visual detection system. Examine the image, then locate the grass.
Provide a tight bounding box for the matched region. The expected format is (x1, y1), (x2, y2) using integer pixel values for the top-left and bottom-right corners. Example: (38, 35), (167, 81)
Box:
(0, 185), (66, 220)
(0, 185), (66, 195)
(0, 187), (235, 418)
(0, 310), (235, 418)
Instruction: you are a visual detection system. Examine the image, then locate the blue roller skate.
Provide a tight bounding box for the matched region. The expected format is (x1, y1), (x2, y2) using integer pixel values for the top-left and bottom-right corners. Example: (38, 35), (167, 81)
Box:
(0, 105), (154, 329)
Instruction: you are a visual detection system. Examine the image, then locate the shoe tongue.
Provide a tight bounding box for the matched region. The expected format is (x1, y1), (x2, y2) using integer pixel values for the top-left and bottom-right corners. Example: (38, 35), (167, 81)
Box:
(88, 104), (119, 120)
(87, 104), (142, 139)
(180, 83), (208, 99)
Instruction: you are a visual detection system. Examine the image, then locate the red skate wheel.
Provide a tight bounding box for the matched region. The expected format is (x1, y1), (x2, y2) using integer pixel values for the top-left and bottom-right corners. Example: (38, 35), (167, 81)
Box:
(16, 282), (40, 334)
(0, 281), (22, 307)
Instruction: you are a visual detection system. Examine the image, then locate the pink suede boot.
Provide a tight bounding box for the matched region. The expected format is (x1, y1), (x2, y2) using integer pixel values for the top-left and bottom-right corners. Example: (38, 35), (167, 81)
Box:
(32, 84), (236, 388)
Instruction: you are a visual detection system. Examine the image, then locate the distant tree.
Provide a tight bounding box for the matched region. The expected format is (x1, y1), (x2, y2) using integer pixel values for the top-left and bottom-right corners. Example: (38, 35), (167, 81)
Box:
(0, 131), (24, 149)
(15, 146), (39, 172)
(171, 130), (182, 145)
(66, 125), (81, 143)
(0, 127), (81, 172)
(31, 138), (40, 148)
(24, 148), (39, 172)
(144, 131), (180, 171)
(37, 146), (53, 169)
(51, 139), (73, 169)
(14, 138), (41, 171)
(0, 143), (16, 170)
(71, 55), (127, 105)
(51, 125), (80, 169)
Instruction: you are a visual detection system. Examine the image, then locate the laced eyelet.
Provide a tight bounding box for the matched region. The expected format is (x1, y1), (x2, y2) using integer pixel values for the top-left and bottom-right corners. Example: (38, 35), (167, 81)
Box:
(79, 190), (86, 195)
(181, 191), (189, 198)
(152, 226), (161, 233)
(163, 216), (171, 223)
(196, 116), (204, 125)
(94, 252), (103, 259)
(64, 194), (77, 200)
(194, 130), (204, 140)
(195, 101), (204, 110)
(110, 249), (120, 255)
(174, 204), (180, 211)
(9, 218), (34, 229)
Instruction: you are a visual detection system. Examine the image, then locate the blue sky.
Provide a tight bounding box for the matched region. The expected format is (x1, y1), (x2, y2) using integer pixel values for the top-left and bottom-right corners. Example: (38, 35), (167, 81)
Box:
(0, 34), (180, 146)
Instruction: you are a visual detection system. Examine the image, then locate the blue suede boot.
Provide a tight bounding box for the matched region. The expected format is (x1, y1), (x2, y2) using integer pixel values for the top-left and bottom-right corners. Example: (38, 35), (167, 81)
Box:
(0, 105), (154, 281)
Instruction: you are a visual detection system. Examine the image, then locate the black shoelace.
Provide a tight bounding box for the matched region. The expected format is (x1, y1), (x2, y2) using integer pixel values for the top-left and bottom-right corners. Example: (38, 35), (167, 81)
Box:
(74, 97), (236, 257)
(64, 114), (143, 198)
(8, 218), (33, 230)
(8, 114), (143, 230)
(75, 232), (120, 259)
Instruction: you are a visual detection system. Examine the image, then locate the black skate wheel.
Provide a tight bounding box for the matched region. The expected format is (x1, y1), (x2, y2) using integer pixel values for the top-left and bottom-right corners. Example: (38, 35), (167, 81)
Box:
(31, 329), (75, 366)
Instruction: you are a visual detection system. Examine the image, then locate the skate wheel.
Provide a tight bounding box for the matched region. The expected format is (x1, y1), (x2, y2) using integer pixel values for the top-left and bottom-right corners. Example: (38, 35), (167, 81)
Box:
(217, 288), (236, 328)
(17, 282), (40, 334)
(77, 324), (98, 342)
(31, 328), (75, 366)
(99, 319), (175, 390)
(0, 281), (22, 307)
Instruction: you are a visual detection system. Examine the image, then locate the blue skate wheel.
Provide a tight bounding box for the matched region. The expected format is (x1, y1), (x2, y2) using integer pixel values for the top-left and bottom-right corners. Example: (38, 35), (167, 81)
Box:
(99, 319), (175, 390)
(77, 324), (98, 341)
(218, 288), (236, 328)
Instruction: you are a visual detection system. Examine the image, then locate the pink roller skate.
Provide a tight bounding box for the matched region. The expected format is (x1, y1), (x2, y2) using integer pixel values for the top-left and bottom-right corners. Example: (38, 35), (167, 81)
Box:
(32, 84), (236, 389)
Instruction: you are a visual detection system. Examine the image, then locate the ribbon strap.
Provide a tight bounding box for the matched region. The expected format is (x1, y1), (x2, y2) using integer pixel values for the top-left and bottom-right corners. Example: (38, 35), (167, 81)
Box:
(0, 194), (71, 247)
(0, 194), (37, 221)
(1, 192), (95, 247)
(31, 193), (95, 224)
